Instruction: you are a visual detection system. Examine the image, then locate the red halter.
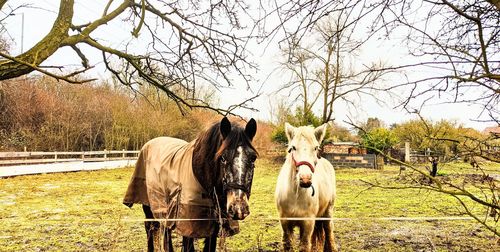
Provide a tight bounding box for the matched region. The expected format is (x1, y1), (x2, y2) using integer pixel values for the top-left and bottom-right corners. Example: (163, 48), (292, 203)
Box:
(291, 153), (315, 173)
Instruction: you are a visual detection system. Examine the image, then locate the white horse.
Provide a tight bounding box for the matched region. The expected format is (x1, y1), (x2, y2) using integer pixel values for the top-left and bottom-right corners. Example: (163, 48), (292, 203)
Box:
(275, 123), (337, 252)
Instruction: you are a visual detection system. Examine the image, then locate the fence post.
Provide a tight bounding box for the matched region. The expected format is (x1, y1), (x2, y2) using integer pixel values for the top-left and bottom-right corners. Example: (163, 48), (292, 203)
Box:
(404, 142), (410, 162)
(54, 152), (58, 161)
(23, 146), (28, 162)
(104, 149), (107, 160)
(122, 149), (126, 159)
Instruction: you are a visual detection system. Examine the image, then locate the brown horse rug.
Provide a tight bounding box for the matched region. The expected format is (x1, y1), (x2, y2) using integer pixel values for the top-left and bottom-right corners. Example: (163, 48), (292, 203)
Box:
(123, 137), (238, 238)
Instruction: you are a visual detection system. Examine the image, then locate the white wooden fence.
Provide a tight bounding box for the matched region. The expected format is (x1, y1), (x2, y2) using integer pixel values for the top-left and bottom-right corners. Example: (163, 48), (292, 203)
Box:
(0, 150), (139, 166)
(0, 150), (140, 177)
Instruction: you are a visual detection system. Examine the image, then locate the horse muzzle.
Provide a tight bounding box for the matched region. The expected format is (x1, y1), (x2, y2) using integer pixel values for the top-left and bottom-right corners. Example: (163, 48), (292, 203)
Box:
(298, 173), (312, 188)
(226, 190), (250, 220)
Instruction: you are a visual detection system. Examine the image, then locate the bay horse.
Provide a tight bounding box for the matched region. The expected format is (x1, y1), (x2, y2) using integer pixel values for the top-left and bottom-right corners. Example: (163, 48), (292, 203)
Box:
(275, 123), (337, 252)
(123, 117), (257, 252)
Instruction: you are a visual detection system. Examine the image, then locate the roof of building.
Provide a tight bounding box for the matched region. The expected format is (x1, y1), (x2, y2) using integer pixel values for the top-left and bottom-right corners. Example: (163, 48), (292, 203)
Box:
(325, 142), (359, 146)
(483, 126), (500, 135)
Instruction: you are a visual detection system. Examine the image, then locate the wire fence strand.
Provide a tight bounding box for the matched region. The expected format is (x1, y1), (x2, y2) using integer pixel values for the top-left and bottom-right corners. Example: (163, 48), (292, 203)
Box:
(0, 216), (476, 223)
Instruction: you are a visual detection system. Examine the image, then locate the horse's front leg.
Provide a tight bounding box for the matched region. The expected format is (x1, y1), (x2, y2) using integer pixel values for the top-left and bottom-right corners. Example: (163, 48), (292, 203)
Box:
(144, 220), (157, 252)
(299, 220), (315, 252)
(202, 233), (217, 252)
(163, 228), (174, 252)
(182, 236), (195, 252)
(280, 220), (294, 252)
(323, 209), (338, 252)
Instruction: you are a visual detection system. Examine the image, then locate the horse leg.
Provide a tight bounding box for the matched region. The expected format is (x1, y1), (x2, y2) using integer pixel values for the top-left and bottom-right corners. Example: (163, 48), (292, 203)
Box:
(202, 233), (217, 252)
(323, 209), (338, 252)
(280, 220), (294, 252)
(312, 220), (325, 252)
(142, 205), (159, 252)
(323, 220), (338, 252)
(163, 228), (174, 252)
(182, 236), (195, 252)
(299, 220), (314, 252)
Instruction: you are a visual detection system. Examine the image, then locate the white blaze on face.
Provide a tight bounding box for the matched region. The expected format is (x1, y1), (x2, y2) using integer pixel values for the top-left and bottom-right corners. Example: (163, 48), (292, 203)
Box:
(226, 146), (250, 219)
(235, 146), (244, 185)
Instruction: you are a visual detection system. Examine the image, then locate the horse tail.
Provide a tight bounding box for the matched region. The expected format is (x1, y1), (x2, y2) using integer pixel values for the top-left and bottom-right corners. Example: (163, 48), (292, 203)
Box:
(312, 220), (326, 251)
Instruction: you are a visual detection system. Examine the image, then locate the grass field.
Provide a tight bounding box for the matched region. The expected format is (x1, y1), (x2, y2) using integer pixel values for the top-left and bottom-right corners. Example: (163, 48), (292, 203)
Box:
(0, 159), (498, 251)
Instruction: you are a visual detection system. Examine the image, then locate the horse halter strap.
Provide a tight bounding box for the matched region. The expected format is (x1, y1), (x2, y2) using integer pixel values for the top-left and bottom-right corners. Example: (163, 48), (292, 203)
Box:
(224, 182), (248, 193)
(291, 153), (315, 173)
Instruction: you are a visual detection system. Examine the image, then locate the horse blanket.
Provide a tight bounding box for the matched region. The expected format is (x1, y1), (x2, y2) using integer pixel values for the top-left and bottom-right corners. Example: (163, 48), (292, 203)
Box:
(123, 137), (238, 238)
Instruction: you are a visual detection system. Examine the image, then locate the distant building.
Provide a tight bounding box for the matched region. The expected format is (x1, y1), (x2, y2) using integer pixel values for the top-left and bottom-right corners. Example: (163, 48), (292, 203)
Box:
(483, 126), (500, 136)
(323, 142), (367, 154)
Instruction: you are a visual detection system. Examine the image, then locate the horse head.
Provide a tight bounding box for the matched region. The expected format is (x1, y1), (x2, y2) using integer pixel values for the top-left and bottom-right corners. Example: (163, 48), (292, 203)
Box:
(216, 117), (257, 220)
(285, 122), (328, 188)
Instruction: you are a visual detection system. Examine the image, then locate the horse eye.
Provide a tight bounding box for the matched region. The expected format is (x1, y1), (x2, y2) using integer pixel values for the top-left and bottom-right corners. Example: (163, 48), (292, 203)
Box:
(249, 155), (257, 163)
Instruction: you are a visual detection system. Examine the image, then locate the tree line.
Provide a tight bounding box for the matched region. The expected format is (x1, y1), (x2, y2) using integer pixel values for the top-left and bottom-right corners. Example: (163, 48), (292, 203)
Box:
(0, 77), (210, 151)
(269, 107), (496, 162)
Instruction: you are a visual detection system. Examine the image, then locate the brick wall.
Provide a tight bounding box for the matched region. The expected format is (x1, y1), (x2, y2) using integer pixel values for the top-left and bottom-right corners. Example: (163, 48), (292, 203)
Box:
(322, 143), (367, 155)
(323, 144), (351, 154)
(322, 153), (377, 169)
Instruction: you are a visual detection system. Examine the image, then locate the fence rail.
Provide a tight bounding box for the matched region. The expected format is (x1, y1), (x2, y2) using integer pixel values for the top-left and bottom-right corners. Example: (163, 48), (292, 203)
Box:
(0, 150), (139, 166)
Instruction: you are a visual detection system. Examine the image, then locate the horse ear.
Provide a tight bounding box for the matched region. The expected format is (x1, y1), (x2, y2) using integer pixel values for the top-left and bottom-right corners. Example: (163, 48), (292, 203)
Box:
(314, 123), (328, 143)
(285, 123), (296, 142)
(220, 117), (231, 138)
(245, 118), (257, 140)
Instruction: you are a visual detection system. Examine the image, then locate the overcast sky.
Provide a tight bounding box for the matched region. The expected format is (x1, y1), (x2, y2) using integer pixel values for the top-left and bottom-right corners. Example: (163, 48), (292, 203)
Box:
(0, 0), (495, 131)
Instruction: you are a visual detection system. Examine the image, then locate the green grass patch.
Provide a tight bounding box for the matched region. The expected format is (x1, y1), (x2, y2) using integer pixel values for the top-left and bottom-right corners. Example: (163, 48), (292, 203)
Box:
(0, 160), (498, 251)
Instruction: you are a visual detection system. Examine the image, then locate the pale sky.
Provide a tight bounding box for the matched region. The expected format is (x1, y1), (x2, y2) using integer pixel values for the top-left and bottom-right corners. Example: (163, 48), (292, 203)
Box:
(0, 0), (495, 131)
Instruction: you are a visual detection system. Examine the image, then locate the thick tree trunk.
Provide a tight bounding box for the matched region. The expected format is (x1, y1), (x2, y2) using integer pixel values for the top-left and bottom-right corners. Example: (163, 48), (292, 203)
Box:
(0, 0), (8, 10)
(0, 0), (74, 80)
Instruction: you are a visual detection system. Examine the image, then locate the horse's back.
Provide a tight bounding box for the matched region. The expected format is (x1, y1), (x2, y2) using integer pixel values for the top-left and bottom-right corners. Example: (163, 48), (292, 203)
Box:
(142, 137), (187, 155)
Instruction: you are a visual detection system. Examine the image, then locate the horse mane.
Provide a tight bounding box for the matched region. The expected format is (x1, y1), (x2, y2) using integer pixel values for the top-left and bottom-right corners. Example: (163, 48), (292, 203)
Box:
(192, 120), (257, 194)
(292, 126), (318, 145)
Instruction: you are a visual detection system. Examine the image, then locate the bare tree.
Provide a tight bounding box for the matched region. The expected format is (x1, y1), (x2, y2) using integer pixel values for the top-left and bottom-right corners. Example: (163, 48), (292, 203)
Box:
(379, 0), (500, 123)
(279, 14), (390, 123)
(0, 0), (258, 114)
(261, 0), (499, 122)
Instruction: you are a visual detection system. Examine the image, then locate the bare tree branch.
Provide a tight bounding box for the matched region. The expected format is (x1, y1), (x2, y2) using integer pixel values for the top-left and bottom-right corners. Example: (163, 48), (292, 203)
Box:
(0, 51), (95, 83)
(0, 0), (259, 114)
(0, 0), (74, 79)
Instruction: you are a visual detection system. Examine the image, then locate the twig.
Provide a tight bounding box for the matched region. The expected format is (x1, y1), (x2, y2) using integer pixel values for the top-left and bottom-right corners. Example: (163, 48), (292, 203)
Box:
(0, 51), (95, 84)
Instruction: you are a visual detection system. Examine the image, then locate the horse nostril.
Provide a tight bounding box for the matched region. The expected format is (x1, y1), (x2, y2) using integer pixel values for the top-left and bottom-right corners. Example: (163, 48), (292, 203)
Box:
(300, 174), (312, 181)
(299, 180), (312, 188)
(299, 175), (312, 188)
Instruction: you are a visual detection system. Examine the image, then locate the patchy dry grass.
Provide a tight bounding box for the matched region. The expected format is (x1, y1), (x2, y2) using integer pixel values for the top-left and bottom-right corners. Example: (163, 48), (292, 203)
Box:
(0, 159), (498, 251)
